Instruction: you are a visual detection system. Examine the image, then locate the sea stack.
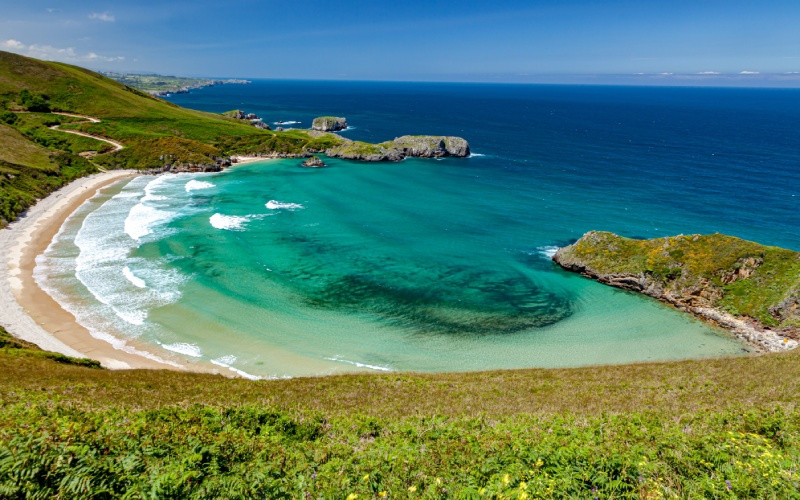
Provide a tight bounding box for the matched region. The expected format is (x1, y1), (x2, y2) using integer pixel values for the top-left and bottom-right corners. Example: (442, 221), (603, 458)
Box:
(312, 116), (348, 132)
(301, 156), (326, 168)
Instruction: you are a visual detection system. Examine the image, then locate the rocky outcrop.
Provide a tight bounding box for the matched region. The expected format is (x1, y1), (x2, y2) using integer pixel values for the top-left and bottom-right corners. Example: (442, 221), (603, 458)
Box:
(323, 135), (470, 162)
(390, 135), (470, 158)
(301, 156), (325, 168)
(553, 231), (800, 353)
(312, 116), (348, 132)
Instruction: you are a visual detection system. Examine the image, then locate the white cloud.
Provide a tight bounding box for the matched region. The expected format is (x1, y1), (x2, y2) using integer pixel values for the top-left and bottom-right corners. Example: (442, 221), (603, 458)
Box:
(697, 71), (720, 75)
(739, 70), (760, 75)
(89, 12), (115, 22)
(1, 39), (124, 63)
(2, 39), (25, 50)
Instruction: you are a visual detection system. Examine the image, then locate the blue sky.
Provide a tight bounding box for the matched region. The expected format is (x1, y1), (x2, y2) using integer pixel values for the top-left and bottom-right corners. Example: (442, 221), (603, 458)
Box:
(1, 0), (799, 84)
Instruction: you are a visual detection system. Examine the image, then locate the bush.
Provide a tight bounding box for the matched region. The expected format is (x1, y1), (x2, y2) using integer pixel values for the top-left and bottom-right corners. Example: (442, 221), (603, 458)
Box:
(0, 110), (17, 125)
(18, 89), (50, 112)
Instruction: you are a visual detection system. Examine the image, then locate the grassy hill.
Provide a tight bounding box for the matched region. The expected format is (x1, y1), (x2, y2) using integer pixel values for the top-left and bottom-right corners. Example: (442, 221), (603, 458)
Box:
(0, 51), (348, 226)
(2, 325), (800, 497)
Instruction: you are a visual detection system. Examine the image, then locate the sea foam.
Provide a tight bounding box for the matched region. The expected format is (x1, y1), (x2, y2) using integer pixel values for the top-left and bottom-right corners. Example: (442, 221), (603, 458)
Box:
(122, 266), (147, 288)
(209, 213), (250, 231)
(325, 355), (392, 372)
(266, 200), (304, 210)
(162, 342), (203, 358)
(536, 245), (560, 259)
(185, 179), (215, 192)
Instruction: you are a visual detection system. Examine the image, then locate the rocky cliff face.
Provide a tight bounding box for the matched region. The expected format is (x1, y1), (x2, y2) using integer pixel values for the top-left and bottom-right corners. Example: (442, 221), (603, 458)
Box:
(324, 135), (470, 162)
(312, 116), (348, 132)
(553, 231), (800, 352)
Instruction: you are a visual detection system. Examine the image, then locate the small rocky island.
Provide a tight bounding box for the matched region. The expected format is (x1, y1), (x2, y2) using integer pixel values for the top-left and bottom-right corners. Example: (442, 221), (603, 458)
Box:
(301, 156), (325, 168)
(312, 116), (348, 132)
(553, 231), (800, 352)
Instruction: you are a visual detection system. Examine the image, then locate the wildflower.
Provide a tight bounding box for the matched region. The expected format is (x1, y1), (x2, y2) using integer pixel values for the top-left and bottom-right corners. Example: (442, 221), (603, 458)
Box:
(378, 492), (388, 498)
(725, 480), (732, 490)
(519, 493), (529, 500)
(503, 474), (511, 485)
(346, 494), (358, 500)
(535, 458), (544, 467)
(362, 474), (369, 482)
(408, 485), (417, 493)
(435, 477), (442, 485)
(519, 481), (527, 490)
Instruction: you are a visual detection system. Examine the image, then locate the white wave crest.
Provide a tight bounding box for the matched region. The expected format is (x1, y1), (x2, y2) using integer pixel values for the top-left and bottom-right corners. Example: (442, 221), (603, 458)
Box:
(209, 213), (250, 231)
(185, 179), (215, 192)
(124, 203), (175, 240)
(266, 200), (304, 210)
(325, 355), (392, 372)
(468, 152), (486, 158)
(122, 266), (147, 288)
(210, 355), (261, 380)
(162, 342), (203, 358)
(273, 120), (301, 125)
(536, 245), (560, 259)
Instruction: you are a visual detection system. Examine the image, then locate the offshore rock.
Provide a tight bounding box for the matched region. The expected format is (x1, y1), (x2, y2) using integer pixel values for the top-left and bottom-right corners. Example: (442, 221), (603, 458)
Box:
(301, 156), (325, 168)
(312, 116), (348, 132)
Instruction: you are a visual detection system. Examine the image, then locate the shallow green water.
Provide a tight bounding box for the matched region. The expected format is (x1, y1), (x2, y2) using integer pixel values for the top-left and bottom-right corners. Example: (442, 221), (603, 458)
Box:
(36, 159), (746, 378)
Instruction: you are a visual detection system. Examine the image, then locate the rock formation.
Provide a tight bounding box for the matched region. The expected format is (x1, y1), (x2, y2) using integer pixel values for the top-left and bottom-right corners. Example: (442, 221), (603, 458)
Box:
(312, 116), (348, 132)
(553, 231), (800, 352)
(301, 156), (325, 168)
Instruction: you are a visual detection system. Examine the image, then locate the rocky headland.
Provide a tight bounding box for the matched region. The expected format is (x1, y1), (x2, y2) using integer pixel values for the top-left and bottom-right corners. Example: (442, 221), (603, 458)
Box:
(553, 231), (800, 352)
(323, 134), (470, 161)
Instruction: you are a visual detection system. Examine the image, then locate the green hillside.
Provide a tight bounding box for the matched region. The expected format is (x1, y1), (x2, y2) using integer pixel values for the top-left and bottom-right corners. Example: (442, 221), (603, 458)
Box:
(2, 325), (800, 497)
(0, 51), (349, 226)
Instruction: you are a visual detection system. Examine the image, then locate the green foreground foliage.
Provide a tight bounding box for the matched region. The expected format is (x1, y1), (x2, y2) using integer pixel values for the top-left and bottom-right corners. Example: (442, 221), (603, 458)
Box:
(3, 322), (800, 497)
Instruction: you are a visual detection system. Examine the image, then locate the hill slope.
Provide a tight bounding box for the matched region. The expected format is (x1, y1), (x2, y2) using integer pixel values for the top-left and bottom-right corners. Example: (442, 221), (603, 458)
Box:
(2, 324), (800, 497)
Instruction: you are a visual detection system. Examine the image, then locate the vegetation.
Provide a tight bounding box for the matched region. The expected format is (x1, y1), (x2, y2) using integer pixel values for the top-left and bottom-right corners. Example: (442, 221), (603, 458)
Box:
(3, 323), (800, 496)
(556, 231), (800, 330)
(0, 51), (358, 226)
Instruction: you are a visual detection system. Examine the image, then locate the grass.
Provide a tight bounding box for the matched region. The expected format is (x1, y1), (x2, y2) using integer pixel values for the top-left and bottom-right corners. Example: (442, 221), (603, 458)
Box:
(2, 322), (800, 496)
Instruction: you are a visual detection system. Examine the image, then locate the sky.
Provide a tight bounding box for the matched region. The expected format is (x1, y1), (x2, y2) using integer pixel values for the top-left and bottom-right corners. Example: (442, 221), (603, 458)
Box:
(1, 0), (800, 85)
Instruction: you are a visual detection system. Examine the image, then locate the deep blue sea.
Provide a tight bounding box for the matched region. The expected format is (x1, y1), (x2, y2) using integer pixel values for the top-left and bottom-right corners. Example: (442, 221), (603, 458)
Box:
(36, 81), (800, 378)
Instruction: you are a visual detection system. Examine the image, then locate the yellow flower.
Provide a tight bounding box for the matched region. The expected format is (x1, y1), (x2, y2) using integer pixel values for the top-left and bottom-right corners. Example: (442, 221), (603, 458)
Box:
(346, 494), (358, 500)
(362, 474), (370, 482)
(435, 477), (442, 485)
(503, 474), (511, 485)
(408, 485), (417, 493)
(519, 493), (529, 500)
(479, 487), (487, 495)
(535, 458), (544, 467)
(519, 481), (527, 490)
(378, 492), (388, 498)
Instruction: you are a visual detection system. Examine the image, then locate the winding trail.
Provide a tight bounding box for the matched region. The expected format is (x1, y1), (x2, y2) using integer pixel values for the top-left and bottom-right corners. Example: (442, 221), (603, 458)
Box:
(48, 112), (124, 153)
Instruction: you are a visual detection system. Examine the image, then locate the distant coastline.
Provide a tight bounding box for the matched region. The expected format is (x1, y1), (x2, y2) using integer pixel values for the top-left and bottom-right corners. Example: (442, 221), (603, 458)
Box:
(101, 72), (251, 97)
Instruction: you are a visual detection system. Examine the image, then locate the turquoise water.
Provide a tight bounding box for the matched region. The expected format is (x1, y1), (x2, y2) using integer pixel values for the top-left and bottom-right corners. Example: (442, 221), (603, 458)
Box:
(37, 82), (800, 378)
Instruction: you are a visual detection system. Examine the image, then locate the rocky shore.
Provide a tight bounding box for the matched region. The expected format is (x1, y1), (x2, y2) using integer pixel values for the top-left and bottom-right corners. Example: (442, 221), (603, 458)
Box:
(553, 231), (800, 353)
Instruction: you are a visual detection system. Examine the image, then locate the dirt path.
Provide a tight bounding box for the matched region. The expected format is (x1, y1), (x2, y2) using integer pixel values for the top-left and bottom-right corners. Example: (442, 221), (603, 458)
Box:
(48, 112), (124, 153)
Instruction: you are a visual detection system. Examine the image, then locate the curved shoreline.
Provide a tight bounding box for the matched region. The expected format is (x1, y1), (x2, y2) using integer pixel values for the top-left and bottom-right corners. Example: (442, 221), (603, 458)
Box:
(0, 171), (230, 372)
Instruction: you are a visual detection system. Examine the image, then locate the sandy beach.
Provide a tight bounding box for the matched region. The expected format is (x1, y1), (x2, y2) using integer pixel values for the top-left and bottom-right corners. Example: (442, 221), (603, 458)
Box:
(0, 171), (230, 372)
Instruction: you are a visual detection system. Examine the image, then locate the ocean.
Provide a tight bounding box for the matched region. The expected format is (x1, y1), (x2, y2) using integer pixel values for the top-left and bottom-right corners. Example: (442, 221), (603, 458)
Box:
(35, 81), (800, 378)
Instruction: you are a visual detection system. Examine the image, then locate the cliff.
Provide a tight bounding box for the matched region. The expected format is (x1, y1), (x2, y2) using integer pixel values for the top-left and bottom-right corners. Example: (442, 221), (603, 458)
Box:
(553, 231), (800, 352)
(312, 116), (347, 131)
(325, 135), (470, 161)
